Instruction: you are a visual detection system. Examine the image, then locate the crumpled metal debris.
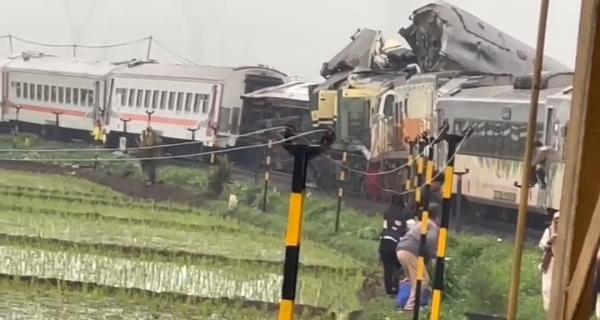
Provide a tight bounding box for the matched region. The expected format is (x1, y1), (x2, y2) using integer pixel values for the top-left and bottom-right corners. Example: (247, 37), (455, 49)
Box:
(399, 1), (571, 75)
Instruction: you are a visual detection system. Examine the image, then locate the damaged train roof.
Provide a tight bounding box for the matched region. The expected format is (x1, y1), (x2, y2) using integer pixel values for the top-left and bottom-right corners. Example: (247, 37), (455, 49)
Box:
(400, 1), (571, 75)
(319, 1), (571, 83)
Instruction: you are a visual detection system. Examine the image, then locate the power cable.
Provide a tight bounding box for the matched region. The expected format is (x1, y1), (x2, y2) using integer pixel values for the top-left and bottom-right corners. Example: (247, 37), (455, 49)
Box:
(376, 138), (467, 196)
(0, 129), (327, 163)
(0, 126), (287, 153)
(151, 38), (198, 65)
(9, 35), (151, 49)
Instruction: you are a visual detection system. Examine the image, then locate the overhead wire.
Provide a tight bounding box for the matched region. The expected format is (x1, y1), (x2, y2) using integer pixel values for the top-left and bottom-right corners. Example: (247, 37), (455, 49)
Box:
(151, 38), (198, 65)
(0, 126), (288, 153)
(9, 35), (151, 49)
(322, 138), (437, 176)
(0, 129), (328, 163)
(377, 138), (467, 196)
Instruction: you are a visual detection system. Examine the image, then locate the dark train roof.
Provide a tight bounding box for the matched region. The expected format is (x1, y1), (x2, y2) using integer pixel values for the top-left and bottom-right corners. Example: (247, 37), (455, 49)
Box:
(440, 85), (566, 102)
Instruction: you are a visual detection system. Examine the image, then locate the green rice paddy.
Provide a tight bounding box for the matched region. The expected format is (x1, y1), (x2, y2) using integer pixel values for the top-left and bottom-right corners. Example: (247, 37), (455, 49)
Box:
(0, 169), (366, 319)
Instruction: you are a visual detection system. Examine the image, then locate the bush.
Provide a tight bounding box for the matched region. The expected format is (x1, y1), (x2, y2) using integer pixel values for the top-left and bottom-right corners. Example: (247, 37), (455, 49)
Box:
(206, 155), (232, 197)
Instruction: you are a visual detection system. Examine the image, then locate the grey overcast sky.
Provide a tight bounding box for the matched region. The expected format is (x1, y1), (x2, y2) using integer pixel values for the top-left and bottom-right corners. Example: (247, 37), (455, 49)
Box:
(0, 0), (582, 80)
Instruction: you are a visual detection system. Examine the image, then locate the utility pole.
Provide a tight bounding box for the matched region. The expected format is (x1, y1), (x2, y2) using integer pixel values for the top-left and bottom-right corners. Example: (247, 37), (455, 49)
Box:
(506, 0), (550, 318)
(146, 35), (153, 60)
(453, 170), (469, 233)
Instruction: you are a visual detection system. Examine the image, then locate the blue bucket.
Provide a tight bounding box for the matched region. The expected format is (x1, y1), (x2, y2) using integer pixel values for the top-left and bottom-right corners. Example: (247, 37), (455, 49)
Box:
(396, 281), (432, 309)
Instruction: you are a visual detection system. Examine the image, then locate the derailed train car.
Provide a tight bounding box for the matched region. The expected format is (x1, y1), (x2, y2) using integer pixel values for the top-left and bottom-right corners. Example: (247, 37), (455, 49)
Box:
(438, 73), (573, 221)
(309, 1), (571, 199)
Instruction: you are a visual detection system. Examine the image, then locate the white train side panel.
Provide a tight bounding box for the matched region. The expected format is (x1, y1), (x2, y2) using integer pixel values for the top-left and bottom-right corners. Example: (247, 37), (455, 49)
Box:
(6, 72), (105, 131)
(107, 76), (223, 143)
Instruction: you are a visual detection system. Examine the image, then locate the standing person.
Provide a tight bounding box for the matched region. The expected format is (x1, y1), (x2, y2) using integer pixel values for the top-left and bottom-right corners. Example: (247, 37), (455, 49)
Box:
(379, 194), (409, 296)
(396, 203), (440, 312)
(539, 211), (559, 311)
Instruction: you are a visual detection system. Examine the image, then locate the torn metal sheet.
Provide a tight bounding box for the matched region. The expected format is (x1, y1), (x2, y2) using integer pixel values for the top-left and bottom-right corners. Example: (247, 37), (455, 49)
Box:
(399, 1), (571, 75)
(320, 29), (381, 78)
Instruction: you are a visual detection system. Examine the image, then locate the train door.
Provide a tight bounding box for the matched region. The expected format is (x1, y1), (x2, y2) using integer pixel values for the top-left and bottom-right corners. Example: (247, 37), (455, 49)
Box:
(545, 107), (559, 151)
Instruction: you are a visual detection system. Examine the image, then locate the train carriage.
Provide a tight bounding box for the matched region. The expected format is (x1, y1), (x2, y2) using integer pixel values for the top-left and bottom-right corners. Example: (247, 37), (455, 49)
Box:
(438, 73), (573, 218)
(4, 55), (119, 137)
(0, 58), (14, 125)
(106, 63), (286, 148)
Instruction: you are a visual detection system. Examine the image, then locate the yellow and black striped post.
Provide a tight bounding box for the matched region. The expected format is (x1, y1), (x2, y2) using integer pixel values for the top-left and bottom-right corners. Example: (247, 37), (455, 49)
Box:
(262, 139), (273, 212)
(413, 134), (435, 319)
(334, 151), (347, 233)
(278, 128), (331, 320)
(430, 133), (465, 320)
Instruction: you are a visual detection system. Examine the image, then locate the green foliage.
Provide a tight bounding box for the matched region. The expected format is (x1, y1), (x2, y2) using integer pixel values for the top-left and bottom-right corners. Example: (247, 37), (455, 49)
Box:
(206, 155), (232, 197)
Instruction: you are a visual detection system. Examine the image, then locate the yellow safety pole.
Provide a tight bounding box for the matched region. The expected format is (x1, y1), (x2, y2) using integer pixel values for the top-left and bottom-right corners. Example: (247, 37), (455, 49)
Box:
(506, 0), (549, 318)
(278, 128), (330, 320)
(430, 134), (464, 320)
(413, 134), (433, 319)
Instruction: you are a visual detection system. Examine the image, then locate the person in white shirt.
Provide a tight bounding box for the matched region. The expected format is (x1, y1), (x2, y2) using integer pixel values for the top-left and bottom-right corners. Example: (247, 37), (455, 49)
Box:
(539, 211), (559, 311)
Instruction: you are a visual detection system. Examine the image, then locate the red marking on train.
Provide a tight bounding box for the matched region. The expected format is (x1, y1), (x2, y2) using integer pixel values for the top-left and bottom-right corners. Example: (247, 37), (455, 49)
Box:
(18, 104), (86, 117)
(120, 113), (199, 127)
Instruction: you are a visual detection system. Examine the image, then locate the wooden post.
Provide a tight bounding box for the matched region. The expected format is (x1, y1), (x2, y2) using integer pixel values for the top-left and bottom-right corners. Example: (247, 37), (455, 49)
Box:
(262, 139), (272, 213)
(506, 0), (550, 318)
(335, 151), (347, 233)
(549, 0), (600, 318)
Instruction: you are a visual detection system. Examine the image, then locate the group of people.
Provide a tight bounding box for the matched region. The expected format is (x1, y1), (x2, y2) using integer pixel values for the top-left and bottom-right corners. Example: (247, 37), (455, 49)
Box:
(378, 177), (443, 312)
(379, 179), (599, 314)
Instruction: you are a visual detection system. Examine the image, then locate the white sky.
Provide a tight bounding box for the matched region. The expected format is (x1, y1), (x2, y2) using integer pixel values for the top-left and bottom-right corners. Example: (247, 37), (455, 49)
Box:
(0, 0), (582, 80)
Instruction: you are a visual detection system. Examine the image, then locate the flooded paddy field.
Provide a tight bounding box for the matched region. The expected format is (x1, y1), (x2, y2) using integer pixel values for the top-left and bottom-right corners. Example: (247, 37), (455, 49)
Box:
(0, 169), (366, 319)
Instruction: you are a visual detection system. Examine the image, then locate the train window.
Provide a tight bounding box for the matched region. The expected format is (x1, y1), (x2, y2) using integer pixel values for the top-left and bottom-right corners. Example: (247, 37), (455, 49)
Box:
(16, 82), (21, 98)
(160, 91), (167, 110)
(383, 95), (394, 117)
(88, 90), (94, 107)
(51, 86), (57, 103)
(58, 87), (64, 103)
(184, 93), (192, 112)
(66, 88), (71, 104)
(176, 92), (184, 111)
(43, 85), (49, 102)
(23, 82), (28, 99)
(202, 95), (209, 113)
(152, 91), (159, 109)
(168, 92), (175, 110)
(36, 84), (42, 101)
(136, 90), (143, 108)
(144, 90), (151, 109)
(455, 118), (544, 160)
(128, 89), (135, 107)
(230, 107), (240, 134)
(193, 94), (201, 113)
(81, 89), (88, 106)
(30, 84), (35, 100)
(116, 88), (127, 106)
(73, 88), (79, 105)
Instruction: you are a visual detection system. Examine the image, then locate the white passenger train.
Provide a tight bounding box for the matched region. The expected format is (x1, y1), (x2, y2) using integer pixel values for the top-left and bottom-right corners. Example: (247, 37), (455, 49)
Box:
(438, 73), (573, 219)
(0, 53), (287, 147)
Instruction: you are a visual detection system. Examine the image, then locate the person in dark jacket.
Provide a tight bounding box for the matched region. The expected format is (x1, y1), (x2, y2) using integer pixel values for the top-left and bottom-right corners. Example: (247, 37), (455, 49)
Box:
(379, 194), (410, 296)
